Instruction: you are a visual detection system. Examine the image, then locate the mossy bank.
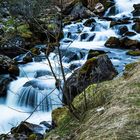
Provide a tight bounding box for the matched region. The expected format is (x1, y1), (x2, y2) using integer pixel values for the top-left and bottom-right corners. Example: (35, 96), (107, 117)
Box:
(45, 60), (140, 140)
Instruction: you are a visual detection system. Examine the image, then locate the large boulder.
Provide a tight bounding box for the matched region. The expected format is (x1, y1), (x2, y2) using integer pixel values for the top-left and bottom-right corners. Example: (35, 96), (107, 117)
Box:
(63, 54), (118, 104)
(105, 37), (120, 48)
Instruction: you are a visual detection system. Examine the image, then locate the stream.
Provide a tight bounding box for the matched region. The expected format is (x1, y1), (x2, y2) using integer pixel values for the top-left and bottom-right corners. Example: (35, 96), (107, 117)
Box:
(0, 0), (140, 134)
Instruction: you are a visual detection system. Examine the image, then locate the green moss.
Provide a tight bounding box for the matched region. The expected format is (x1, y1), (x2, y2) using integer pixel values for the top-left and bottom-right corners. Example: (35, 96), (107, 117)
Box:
(28, 134), (37, 140)
(47, 23), (58, 31)
(30, 48), (40, 55)
(17, 24), (32, 38)
(126, 50), (140, 56)
(125, 62), (138, 72)
(52, 107), (69, 126)
(79, 57), (97, 75)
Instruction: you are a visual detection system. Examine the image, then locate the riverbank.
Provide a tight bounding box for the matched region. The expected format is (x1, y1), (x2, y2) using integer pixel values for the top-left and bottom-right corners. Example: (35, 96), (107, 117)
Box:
(46, 60), (140, 140)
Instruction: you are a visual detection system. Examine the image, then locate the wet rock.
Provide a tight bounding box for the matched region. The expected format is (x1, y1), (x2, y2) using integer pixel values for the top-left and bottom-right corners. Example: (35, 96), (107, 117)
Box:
(105, 37), (120, 48)
(123, 31), (136, 37)
(34, 70), (52, 78)
(132, 4), (140, 16)
(83, 18), (96, 27)
(110, 20), (131, 27)
(63, 54), (118, 104)
(119, 26), (128, 35)
(126, 50), (140, 56)
(132, 22), (140, 33)
(87, 49), (106, 59)
(69, 63), (81, 70)
(0, 75), (12, 97)
(120, 37), (139, 49)
(106, 5), (116, 16)
(23, 53), (33, 63)
(11, 121), (43, 137)
(0, 55), (19, 76)
(87, 34), (96, 41)
(80, 33), (89, 41)
(61, 48), (86, 63)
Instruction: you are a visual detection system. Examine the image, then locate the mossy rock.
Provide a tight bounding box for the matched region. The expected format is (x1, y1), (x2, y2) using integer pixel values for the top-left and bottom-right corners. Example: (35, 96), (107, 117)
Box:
(28, 134), (37, 140)
(126, 50), (140, 56)
(87, 49), (106, 59)
(52, 107), (69, 126)
(79, 57), (97, 76)
(124, 62), (138, 78)
(30, 48), (41, 56)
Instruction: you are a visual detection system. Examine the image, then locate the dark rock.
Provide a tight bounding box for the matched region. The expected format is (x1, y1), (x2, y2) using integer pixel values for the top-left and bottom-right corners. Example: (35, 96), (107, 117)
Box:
(11, 121), (43, 136)
(0, 35), (25, 58)
(126, 50), (140, 56)
(87, 34), (96, 41)
(69, 63), (81, 70)
(120, 37), (139, 49)
(123, 31), (137, 37)
(40, 121), (53, 129)
(87, 49), (106, 59)
(0, 55), (19, 76)
(83, 18), (96, 27)
(80, 33), (89, 41)
(132, 4), (140, 16)
(119, 26), (128, 35)
(0, 75), (12, 97)
(23, 53), (33, 63)
(106, 5), (116, 16)
(105, 37), (120, 48)
(63, 54), (118, 104)
(34, 70), (52, 78)
(110, 20), (131, 27)
(132, 22), (140, 33)
(61, 48), (86, 63)
(90, 25), (96, 31)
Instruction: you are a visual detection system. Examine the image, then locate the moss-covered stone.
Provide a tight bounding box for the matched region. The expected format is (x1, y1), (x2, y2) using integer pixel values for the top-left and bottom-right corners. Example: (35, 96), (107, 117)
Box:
(28, 134), (37, 140)
(126, 50), (140, 56)
(46, 60), (140, 139)
(30, 48), (40, 56)
(52, 107), (69, 126)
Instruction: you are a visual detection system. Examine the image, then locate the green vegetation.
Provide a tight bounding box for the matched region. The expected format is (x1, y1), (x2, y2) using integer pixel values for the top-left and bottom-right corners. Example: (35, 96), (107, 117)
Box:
(45, 61), (140, 140)
(126, 50), (140, 56)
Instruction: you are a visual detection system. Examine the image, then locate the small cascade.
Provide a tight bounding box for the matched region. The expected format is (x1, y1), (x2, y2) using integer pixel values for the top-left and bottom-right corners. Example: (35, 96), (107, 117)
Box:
(114, 0), (140, 17)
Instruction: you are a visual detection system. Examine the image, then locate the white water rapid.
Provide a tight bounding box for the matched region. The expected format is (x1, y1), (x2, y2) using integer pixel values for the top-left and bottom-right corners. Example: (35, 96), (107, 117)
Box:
(0, 0), (140, 134)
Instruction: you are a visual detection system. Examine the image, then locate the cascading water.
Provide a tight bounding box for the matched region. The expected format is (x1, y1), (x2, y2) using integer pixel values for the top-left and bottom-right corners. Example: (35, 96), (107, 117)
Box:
(0, 0), (140, 134)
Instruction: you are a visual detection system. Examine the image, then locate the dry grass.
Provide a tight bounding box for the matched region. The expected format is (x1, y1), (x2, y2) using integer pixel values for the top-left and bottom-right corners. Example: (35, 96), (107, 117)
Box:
(46, 61), (140, 140)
